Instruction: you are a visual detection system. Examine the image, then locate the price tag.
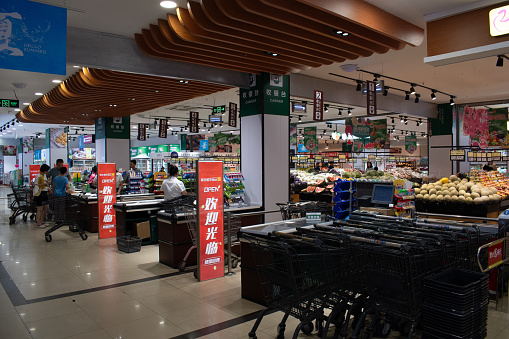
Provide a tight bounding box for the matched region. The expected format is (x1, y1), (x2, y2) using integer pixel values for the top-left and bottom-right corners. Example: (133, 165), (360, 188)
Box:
(349, 159), (356, 163)
(375, 157), (382, 161)
(450, 150), (465, 161)
(362, 158), (368, 162)
(368, 155), (375, 160)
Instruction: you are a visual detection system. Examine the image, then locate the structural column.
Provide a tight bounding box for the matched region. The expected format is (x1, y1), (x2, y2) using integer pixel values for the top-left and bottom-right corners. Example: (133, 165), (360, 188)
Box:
(95, 117), (131, 170)
(240, 73), (290, 222)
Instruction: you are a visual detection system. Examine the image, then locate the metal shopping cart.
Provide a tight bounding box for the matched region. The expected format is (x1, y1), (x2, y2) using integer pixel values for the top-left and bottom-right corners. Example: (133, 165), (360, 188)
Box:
(44, 195), (87, 242)
(277, 201), (332, 220)
(8, 187), (36, 225)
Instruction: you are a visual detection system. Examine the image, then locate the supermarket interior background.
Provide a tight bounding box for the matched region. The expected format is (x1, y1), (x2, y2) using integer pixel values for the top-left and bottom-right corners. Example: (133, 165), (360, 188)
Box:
(2, 0), (509, 338)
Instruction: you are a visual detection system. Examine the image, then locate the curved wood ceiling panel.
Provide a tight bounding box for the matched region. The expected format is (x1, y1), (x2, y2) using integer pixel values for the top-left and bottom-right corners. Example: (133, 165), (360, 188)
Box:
(136, 0), (423, 74)
(16, 68), (232, 124)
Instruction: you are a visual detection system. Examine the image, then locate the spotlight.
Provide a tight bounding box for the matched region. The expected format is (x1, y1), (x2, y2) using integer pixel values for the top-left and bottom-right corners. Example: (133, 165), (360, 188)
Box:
(404, 92), (410, 100)
(324, 105), (329, 113)
(400, 116), (404, 123)
(348, 108), (352, 116)
(338, 109), (343, 116)
(404, 117), (408, 125)
(401, 131), (404, 135)
(406, 131), (409, 135)
(416, 121), (420, 127)
(356, 81), (362, 92)
(431, 91), (437, 100)
(323, 130), (327, 135)
(497, 55), (504, 67)
(415, 94), (420, 103)
(391, 118), (395, 124)
(298, 116), (302, 122)
(450, 96), (455, 105)
(383, 89), (388, 96)
(410, 84), (416, 95)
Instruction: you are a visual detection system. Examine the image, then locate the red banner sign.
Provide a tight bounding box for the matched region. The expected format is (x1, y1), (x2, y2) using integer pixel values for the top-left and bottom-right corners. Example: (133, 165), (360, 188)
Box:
(366, 80), (377, 116)
(98, 163), (117, 239)
(190, 112), (199, 133)
(228, 102), (237, 127)
(313, 90), (323, 121)
(137, 123), (146, 141)
(29, 164), (39, 183)
(198, 161), (224, 282)
(488, 239), (504, 269)
(159, 119), (168, 138)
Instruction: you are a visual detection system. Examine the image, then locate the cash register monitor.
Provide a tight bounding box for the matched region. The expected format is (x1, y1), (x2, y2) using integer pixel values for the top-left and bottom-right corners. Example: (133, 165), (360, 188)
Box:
(371, 184), (395, 206)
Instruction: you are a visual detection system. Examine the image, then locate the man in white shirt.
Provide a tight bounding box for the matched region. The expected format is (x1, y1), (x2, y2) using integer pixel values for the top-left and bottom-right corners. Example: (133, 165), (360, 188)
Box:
(161, 164), (187, 200)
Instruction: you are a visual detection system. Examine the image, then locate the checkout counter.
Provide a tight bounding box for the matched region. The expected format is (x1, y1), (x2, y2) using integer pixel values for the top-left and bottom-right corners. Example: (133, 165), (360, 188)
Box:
(114, 199), (165, 245)
(79, 193), (163, 233)
(156, 205), (262, 269)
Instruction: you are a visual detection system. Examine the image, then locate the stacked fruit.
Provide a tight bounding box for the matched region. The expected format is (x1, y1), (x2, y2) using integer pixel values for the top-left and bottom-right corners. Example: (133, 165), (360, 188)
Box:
(470, 169), (509, 200)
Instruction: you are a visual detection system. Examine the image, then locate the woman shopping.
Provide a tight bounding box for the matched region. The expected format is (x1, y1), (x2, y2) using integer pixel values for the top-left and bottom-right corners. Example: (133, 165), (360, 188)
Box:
(33, 164), (51, 228)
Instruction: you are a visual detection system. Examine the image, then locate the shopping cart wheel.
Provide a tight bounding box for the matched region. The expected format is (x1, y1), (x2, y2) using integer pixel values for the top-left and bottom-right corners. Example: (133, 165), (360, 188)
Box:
(231, 257), (239, 269)
(23, 214), (28, 222)
(178, 261), (187, 272)
(398, 320), (411, 337)
(80, 233), (88, 241)
(301, 321), (314, 335)
(193, 269), (198, 279)
(45, 234), (52, 242)
(30, 214), (35, 220)
(9, 216), (15, 225)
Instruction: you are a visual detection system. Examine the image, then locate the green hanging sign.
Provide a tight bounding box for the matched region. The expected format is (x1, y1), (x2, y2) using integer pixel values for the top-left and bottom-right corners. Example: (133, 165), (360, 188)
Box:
(240, 73), (290, 117)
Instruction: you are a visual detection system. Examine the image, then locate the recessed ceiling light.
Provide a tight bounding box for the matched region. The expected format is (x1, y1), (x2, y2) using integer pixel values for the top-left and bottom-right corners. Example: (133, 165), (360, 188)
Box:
(23, 103), (30, 105)
(52, 80), (62, 83)
(35, 92), (43, 96)
(19, 124), (23, 126)
(160, 1), (177, 8)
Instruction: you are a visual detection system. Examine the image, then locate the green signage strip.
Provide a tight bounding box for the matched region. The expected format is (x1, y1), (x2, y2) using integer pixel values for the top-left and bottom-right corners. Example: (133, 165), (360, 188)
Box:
(95, 117), (130, 139)
(1, 99), (19, 108)
(212, 105), (226, 114)
(240, 73), (290, 117)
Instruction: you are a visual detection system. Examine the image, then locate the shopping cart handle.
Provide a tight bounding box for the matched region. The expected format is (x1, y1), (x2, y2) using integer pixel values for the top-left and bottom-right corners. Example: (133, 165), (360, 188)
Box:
(273, 231), (315, 243)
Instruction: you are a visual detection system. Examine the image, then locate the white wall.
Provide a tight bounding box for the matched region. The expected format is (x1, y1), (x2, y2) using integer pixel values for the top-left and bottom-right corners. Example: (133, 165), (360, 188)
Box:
(106, 139), (130, 170)
(4, 156), (16, 173)
(429, 135), (453, 179)
(22, 152), (33, 175)
(130, 135), (180, 147)
(241, 115), (263, 207)
(95, 138), (106, 163)
(49, 148), (67, 167)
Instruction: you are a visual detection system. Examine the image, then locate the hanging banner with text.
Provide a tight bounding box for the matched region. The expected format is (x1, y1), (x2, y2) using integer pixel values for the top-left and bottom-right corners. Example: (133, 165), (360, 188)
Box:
(97, 163), (117, 239)
(405, 135), (417, 154)
(137, 123), (146, 141)
(0, 0), (67, 75)
(313, 90), (323, 121)
(190, 112), (199, 133)
(240, 73), (290, 117)
(368, 119), (387, 150)
(159, 119), (168, 138)
(301, 127), (318, 154)
(197, 161), (224, 282)
(29, 165), (39, 183)
(488, 108), (508, 146)
(366, 80), (377, 116)
(228, 102), (237, 127)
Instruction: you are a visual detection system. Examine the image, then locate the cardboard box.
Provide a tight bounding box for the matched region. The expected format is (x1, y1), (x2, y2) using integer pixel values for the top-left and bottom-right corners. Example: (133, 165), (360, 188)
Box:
(136, 221), (151, 239)
(360, 207), (395, 216)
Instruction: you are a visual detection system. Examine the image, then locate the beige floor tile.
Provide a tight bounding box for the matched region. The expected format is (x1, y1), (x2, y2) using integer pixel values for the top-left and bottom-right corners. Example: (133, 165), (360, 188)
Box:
(77, 266), (148, 287)
(135, 262), (179, 277)
(104, 314), (185, 339)
(198, 323), (259, 339)
(120, 279), (176, 299)
(136, 289), (202, 314)
(0, 292), (17, 315)
(63, 329), (113, 339)
(16, 297), (81, 322)
(0, 311), (32, 339)
(8, 265), (78, 284)
(160, 302), (238, 332)
(17, 275), (91, 300)
(205, 291), (264, 316)
(81, 298), (156, 328)
(70, 288), (134, 313)
(25, 310), (101, 339)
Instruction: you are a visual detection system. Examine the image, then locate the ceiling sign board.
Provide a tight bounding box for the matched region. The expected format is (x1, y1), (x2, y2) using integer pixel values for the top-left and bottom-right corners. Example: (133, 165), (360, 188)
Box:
(1, 99), (19, 108)
(490, 5), (509, 37)
(212, 105), (226, 114)
(190, 111), (199, 133)
(228, 102), (237, 128)
(313, 90), (323, 122)
(159, 119), (168, 138)
(137, 123), (146, 141)
(366, 80), (377, 116)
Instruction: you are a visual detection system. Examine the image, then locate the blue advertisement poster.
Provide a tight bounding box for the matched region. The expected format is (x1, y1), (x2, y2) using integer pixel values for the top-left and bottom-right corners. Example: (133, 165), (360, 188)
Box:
(0, 0), (67, 75)
(199, 139), (209, 151)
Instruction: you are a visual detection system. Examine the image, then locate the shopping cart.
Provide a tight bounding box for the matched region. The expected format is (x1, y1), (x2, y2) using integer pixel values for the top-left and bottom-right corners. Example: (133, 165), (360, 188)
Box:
(8, 187), (36, 225)
(276, 201), (332, 220)
(242, 232), (347, 339)
(44, 195), (87, 242)
(178, 203), (198, 277)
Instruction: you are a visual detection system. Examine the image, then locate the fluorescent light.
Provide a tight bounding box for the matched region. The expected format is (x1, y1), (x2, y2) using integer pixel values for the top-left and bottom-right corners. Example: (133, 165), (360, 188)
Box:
(35, 92), (43, 96)
(19, 124), (23, 126)
(52, 80), (62, 83)
(23, 103), (30, 105)
(160, 1), (177, 8)
(14, 109), (20, 111)
(73, 65), (80, 68)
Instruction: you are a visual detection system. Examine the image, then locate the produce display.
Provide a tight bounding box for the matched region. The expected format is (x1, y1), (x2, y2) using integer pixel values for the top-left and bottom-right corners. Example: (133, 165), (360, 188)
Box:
(469, 170), (509, 200)
(415, 175), (501, 204)
(291, 170), (339, 194)
(387, 167), (427, 179)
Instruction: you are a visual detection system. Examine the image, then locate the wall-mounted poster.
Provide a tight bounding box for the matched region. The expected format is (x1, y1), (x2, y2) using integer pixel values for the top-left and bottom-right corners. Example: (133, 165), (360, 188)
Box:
(49, 128), (67, 148)
(3, 145), (16, 156)
(463, 106), (489, 148)
(22, 137), (33, 153)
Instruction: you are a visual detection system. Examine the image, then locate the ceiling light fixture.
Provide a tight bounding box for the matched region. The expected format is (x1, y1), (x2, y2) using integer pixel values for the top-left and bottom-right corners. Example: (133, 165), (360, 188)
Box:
(348, 108), (352, 116)
(450, 96), (455, 106)
(23, 103), (30, 105)
(410, 84), (416, 95)
(355, 80), (362, 92)
(391, 118), (395, 124)
(52, 80), (62, 83)
(414, 94), (420, 103)
(496, 55), (505, 67)
(382, 89), (388, 96)
(338, 109), (343, 116)
(35, 92), (43, 96)
(400, 116), (404, 123)
(298, 116), (302, 122)
(404, 91), (410, 100)
(72, 65), (80, 68)
(324, 104), (329, 113)
(431, 91), (437, 100)
(160, 1), (177, 8)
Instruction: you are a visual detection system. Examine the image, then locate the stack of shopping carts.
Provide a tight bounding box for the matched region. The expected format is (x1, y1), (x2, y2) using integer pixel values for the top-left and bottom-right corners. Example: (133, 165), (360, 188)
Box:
(239, 210), (495, 339)
(277, 201), (332, 220)
(8, 187), (36, 225)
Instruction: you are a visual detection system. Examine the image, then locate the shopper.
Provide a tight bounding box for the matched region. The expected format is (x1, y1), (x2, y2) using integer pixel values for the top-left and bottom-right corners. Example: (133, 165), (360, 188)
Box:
(483, 161), (497, 171)
(161, 164), (187, 200)
(130, 159), (142, 174)
(89, 166), (97, 189)
(52, 167), (70, 223)
(33, 164), (50, 228)
(160, 167), (166, 173)
(366, 161), (373, 170)
(48, 159), (71, 183)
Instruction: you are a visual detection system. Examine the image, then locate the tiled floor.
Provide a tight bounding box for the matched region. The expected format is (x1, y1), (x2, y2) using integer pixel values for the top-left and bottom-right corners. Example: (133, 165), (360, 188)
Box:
(0, 187), (508, 338)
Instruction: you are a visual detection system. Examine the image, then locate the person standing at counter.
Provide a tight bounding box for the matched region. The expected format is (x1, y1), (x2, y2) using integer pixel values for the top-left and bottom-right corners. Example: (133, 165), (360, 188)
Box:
(48, 159), (71, 183)
(33, 164), (51, 228)
(162, 164), (187, 200)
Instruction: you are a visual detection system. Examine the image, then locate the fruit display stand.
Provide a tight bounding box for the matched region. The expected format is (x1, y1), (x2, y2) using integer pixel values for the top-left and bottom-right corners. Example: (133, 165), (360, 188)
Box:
(415, 175), (501, 218)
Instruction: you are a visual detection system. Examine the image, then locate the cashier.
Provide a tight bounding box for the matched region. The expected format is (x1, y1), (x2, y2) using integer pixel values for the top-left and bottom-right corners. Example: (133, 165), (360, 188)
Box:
(161, 164), (187, 200)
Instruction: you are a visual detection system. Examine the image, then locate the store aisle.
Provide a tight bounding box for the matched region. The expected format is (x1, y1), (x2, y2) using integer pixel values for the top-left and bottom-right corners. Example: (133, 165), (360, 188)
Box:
(0, 186), (508, 338)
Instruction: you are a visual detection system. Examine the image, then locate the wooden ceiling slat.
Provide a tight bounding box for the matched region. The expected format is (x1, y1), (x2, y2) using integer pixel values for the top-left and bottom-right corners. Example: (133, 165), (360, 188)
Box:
(199, 0), (349, 62)
(17, 68), (233, 125)
(234, 0), (386, 55)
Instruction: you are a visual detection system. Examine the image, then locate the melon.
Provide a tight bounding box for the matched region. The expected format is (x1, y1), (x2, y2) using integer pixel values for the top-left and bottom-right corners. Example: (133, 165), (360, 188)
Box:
(424, 194), (430, 200)
(459, 185), (468, 192)
(443, 190), (451, 196)
(414, 188), (421, 194)
(444, 196), (452, 202)
(494, 194), (502, 201)
(429, 189), (437, 195)
(471, 192), (480, 199)
(464, 193), (471, 199)
(465, 182), (474, 189)
(450, 175), (459, 182)
(440, 177), (449, 184)
(458, 190), (466, 195)
(450, 191), (459, 196)
(490, 187), (498, 194)
(420, 190), (428, 195)
(437, 195), (444, 201)
(430, 194), (437, 201)
(437, 191), (444, 196)
(474, 197), (483, 204)
(452, 196), (459, 202)
(466, 197), (473, 204)
(481, 190), (490, 197)
(435, 182), (443, 187)
(481, 196), (490, 203)
(416, 194), (424, 199)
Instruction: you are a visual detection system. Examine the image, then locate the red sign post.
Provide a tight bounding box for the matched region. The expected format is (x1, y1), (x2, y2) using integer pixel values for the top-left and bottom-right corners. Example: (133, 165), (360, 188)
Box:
(97, 163), (117, 239)
(197, 161), (224, 282)
(29, 164), (39, 183)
